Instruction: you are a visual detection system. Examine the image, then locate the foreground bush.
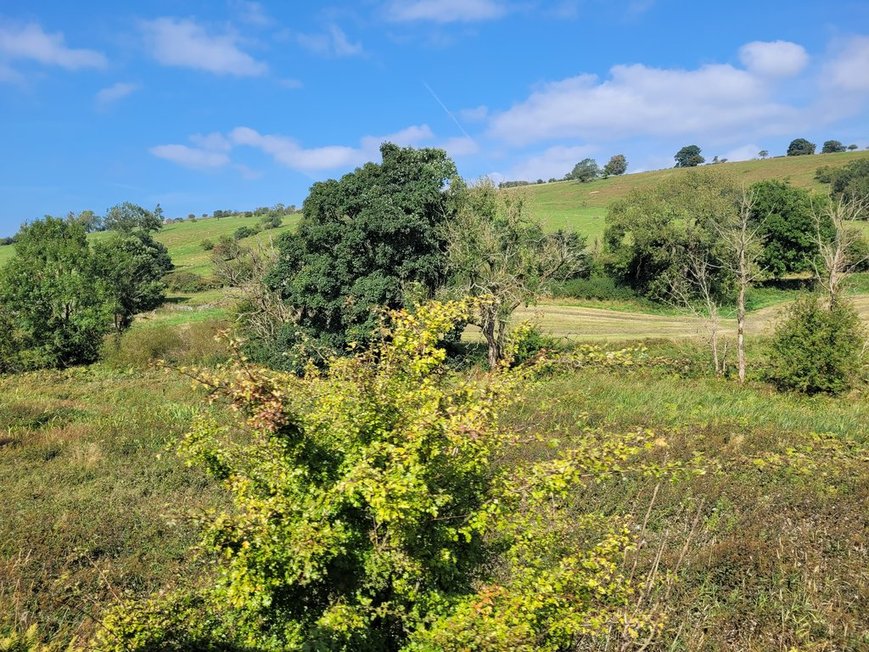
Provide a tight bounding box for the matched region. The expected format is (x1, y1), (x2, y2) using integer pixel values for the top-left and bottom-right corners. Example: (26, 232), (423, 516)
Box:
(92, 300), (685, 651)
(767, 294), (865, 394)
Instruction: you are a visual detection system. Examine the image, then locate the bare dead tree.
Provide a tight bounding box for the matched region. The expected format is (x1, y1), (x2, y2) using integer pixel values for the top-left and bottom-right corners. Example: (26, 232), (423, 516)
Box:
(813, 196), (868, 308)
(716, 186), (764, 384)
(668, 250), (727, 375)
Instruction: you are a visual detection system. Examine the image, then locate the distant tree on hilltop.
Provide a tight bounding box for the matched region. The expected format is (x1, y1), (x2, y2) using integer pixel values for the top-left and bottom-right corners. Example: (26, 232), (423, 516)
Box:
(674, 145), (704, 167)
(787, 138), (816, 156)
(603, 154), (627, 177)
(566, 158), (600, 182)
(822, 140), (846, 154)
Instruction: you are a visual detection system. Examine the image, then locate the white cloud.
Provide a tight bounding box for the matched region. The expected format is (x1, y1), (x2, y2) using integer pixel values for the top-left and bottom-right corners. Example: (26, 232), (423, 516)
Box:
(149, 144), (231, 169)
(488, 58), (798, 146)
(825, 35), (869, 92)
(385, 0), (507, 23)
(0, 20), (106, 70)
(739, 40), (808, 77)
(441, 136), (479, 157)
(296, 25), (363, 58)
(459, 105), (489, 122)
(231, 123), (435, 171)
(504, 145), (597, 181)
(95, 82), (140, 106)
(189, 132), (233, 152)
(720, 143), (762, 162)
(141, 17), (267, 76)
(232, 1), (272, 27)
(278, 78), (303, 89)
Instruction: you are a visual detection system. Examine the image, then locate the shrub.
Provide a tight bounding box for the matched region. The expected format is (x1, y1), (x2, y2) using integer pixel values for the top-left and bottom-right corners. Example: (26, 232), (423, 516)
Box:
(93, 300), (673, 651)
(767, 294), (866, 394)
(233, 226), (258, 240)
(551, 274), (639, 301)
(259, 214), (283, 230)
(164, 271), (213, 293)
(200, 239), (214, 251)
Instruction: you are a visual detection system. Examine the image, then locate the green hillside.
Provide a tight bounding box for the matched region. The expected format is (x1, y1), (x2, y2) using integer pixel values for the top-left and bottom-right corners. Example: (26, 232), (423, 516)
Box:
(0, 150), (865, 270)
(0, 213), (299, 275)
(517, 149), (869, 242)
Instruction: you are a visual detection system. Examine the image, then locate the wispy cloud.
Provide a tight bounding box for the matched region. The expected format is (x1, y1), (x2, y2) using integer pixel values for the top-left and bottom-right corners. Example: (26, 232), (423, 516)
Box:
(140, 17), (267, 76)
(150, 131), (233, 169)
(150, 122), (476, 175)
(95, 81), (140, 107)
(296, 25), (363, 58)
(0, 20), (106, 74)
(825, 35), (869, 93)
(232, 1), (272, 27)
(384, 0), (508, 23)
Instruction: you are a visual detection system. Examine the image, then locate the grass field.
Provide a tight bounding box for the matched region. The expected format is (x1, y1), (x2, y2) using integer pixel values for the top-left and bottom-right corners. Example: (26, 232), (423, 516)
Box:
(2, 346), (867, 648)
(0, 213), (299, 276)
(1, 150), (866, 269)
(517, 149), (869, 239)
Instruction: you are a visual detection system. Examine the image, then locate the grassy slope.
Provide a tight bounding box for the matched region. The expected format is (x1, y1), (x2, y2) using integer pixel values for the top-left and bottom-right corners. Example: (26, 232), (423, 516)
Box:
(517, 149), (869, 241)
(0, 214), (299, 276)
(2, 356), (867, 647)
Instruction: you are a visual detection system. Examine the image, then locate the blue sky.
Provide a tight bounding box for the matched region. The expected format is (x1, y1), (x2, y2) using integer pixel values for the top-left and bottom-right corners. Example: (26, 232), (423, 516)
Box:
(1, 1), (868, 236)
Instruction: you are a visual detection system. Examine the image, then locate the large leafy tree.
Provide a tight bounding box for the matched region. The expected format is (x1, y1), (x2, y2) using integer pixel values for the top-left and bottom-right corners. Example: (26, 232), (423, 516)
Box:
(603, 154), (627, 177)
(673, 145), (704, 167)
(565, 158), (600, 182)
(786, 138), (816, 156)
(819, 159), (869, 216)
(604, 171), (737, 300)
(268, 143), (458, 353)
(446, 180), (587, 367)
(104, 202), (163, 233)
(821, 140), (846, 154)
(92, 231), (173, 331)
(0, 218), (111, 369)
(749, 180), (830, 277)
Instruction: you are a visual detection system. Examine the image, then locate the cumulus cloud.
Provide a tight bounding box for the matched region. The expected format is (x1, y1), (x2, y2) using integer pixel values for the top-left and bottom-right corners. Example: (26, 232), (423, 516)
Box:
(149, 144), (231, 169)
(296, 25), (363, 58)
(150, 131), (234, 169)
(739, 40), (808, 77)
(825, 35), (869, 92)
(720, 143), (762, 162)
(0, 20), (106, 71)
(385, 0), (507, 23)
(95, 81), (140, 106)
(141, 17), (267, 76)
(231, 123), (434, 171)
(151, 123), (471, 175)
(503, 144), (597, 181)
(487, 59), (800, 146)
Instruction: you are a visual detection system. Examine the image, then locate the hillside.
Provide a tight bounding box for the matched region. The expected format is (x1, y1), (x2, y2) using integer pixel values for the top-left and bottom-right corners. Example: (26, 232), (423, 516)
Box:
(0, 151), (866, 271)
(0, 213), (299, 275)
(517, 149), (869, 242)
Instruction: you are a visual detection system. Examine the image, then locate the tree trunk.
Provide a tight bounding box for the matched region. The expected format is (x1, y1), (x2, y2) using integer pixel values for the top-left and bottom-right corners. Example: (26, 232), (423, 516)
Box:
(482, 318), (500, 370)
(737, 280), (746, 384)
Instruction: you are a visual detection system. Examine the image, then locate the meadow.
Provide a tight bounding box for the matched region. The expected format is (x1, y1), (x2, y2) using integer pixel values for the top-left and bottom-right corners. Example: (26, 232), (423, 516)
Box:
(1, 151), (868, 650)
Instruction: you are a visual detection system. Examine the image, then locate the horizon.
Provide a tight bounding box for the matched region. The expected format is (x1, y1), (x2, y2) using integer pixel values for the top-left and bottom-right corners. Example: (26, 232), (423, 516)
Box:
(1, 0), (867, 237)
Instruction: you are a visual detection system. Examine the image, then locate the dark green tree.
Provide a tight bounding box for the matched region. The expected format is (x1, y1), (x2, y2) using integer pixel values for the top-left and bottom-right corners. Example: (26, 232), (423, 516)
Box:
(603, 154), (627, 177)
(104, 202), (163, 233)
(268, 143), (458, 355)
(0, 218), (111, 370)
(819, 159), (869, 216)
(673, 145), (704, 167)
(748, 180), (830, 277)
(604, 171), (736, 300)
(566, 158), (600, 182)
(786, 138), (816, 156)
(92, 231), (173, 331)
(847, 144), (858, 151)
(821, 140), (846, 154)
(768, 294), (865, 394)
